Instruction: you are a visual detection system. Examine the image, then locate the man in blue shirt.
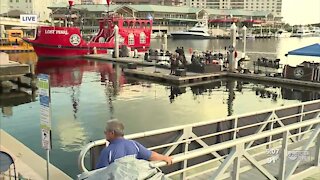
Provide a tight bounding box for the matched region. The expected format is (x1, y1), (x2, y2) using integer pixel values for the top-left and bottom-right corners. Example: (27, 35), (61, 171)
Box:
(96, 119), (173, 169)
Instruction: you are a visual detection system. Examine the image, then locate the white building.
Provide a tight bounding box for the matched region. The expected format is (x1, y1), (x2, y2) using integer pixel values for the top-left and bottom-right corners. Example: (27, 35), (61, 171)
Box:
(0, 0), (81, 21)
(186, 0), (282, 16)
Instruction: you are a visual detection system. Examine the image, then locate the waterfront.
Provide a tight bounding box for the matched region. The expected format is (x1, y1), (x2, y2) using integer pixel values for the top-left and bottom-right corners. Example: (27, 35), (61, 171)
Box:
(1, 37), (320, 178)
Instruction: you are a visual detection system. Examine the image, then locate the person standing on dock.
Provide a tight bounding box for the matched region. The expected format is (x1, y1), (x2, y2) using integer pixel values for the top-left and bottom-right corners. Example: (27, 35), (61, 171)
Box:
(96, 119), (173, 169)
(170, 53), (177, 75)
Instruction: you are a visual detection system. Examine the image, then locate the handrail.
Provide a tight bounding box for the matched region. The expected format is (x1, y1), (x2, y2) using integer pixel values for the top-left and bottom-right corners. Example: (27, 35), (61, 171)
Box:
(78, 100), (320, 172)
(152, 118), (320, 168)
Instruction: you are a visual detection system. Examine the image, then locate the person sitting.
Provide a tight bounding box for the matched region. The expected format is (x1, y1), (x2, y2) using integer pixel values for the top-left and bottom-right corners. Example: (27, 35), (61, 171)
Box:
(96, 119), (173, 169)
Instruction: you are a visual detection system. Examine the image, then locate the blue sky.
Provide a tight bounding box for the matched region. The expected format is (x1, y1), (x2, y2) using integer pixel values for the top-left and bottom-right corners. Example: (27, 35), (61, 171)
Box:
(282, 0), (320, 25)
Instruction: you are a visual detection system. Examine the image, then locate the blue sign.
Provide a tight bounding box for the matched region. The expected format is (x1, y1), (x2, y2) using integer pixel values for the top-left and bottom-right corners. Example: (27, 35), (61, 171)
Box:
(37, 73), (52, 150)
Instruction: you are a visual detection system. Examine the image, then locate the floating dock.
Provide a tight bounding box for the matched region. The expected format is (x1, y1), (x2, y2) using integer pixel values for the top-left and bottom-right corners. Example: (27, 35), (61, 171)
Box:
(0, 45), (33, 53)
(0, 61), (30, 82)
(85, 54), (320, 88)
(84, 54), (155, 66)
(124, 66), (226, 85)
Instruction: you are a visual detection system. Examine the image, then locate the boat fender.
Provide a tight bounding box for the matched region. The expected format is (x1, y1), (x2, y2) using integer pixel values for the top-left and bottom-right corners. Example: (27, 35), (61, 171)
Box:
(93, 47), (97, 54)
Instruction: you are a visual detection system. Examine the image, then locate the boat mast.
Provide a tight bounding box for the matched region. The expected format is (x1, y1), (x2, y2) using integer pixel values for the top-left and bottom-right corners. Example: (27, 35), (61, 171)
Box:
(68, 0), (74, 27)
(106, 0), (111, 17)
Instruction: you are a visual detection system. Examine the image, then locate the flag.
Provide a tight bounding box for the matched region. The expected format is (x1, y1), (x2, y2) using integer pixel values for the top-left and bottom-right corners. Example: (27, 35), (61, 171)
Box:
(106, 0), (111, 6)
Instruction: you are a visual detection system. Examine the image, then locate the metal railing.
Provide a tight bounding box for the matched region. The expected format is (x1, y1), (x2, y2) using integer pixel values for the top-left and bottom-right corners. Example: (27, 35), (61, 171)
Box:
(78, 100), (320, 179)
(154, 118), (320, 180)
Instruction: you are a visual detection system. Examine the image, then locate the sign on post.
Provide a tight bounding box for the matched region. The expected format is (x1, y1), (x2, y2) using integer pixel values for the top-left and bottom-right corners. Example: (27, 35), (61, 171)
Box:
(20, 14), (38, 23)
(38, 74), (52, 150)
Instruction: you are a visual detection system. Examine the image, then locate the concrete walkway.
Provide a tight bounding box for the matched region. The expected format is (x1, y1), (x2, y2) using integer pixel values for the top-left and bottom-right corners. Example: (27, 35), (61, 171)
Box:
(0, 130), (71, 180)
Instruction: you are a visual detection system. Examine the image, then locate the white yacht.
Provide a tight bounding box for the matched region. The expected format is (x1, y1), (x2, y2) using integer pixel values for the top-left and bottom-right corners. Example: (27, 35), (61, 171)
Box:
(310, 27), (320, 36)
(275, 29), (292, 38)
(293, 27), (313, 37)
(170, 19), (210, 39)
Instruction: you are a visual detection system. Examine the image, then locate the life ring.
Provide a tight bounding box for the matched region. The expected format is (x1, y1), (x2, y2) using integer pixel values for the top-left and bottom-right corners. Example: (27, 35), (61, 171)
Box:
(58, 45), (62, 48)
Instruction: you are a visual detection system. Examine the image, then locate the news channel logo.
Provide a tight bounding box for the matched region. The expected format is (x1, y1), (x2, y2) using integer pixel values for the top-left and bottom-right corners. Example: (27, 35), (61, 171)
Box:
(266, 149), (311, 164)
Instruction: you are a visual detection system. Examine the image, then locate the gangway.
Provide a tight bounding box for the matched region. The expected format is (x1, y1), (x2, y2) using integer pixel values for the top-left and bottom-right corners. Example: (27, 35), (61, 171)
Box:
(78, 100), (320, 179)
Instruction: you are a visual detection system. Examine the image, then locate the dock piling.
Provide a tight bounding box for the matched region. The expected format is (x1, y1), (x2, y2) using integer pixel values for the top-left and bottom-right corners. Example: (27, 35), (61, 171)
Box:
(114, 25), (119, 58)
(229, 23), (237, 72)
(242, 26), (247, 58)
(163, 34), (167, 51)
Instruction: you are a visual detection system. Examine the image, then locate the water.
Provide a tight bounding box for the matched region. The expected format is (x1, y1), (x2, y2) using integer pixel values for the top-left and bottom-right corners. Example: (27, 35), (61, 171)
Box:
(1, 37), (320, 178)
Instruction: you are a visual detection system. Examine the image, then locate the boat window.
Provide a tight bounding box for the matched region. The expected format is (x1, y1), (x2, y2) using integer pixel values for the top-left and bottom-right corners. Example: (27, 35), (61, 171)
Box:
(129, 21), (134, 28)
(135, 22), (140, 28)
(141, 22), (145, 28)
(140, 32), (146, 44)
(123, 21), (128, 28)
(128, 33), (134, 45)
(113, 21), (118, 27)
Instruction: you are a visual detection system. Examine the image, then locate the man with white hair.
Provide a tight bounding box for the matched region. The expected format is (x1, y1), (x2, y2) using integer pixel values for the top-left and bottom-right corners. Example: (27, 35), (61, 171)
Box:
(96, 119), (173, 169)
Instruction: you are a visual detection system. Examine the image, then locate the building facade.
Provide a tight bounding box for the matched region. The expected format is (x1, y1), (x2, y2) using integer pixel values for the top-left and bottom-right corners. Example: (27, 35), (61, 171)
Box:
(0, 0), (82, 21)
(112, 0), (282, 16)
(112, 0), (183, 6)
(81, 0), (103, 4)
(49, 4), (278, 36)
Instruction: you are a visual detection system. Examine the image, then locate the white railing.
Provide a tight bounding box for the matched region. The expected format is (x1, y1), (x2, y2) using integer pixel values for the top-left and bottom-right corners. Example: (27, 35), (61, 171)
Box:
(153, 118), (320, 180)
(78, 100), (320, 178)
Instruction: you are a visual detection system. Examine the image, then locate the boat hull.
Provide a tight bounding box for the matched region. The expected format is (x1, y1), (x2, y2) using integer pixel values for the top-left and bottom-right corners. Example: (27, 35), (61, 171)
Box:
(35, 46), (106, 59)
(275, 33), (292, 38)
(170, 33), (211, 39)
(23, 21), (152, 59)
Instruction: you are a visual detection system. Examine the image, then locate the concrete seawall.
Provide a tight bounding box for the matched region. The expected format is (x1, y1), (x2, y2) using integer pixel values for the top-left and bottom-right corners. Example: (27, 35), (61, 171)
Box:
(0, 130), (71, 180)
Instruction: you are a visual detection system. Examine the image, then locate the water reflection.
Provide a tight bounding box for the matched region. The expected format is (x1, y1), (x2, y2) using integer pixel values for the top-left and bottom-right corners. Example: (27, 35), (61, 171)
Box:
(167, 79), (320, 117)
(0, 90), (34, 117)
(35, 59), (125, 152)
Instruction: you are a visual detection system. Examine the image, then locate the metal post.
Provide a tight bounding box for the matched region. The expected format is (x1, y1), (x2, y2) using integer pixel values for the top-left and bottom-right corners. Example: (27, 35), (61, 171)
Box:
(242, 26), (247, 58)
(114, 25), (119, 58)
(279, 131), (288, 180)
(47, 150), (50, 180)
(315, 131), (320, 166)
(230, 23), (237, 48)
(232, 143), (243, 180)
(229, 23), (237, 72)
(180, 141), (189, 180)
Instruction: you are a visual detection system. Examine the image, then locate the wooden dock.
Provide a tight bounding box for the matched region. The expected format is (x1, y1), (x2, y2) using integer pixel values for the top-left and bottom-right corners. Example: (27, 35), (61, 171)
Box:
(84, 54), (155, 66)
(227, 73), (320, 88)
(0, 61), (30, 81)
(85, 54), (320, 88)
(124, 66), (226, 85)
